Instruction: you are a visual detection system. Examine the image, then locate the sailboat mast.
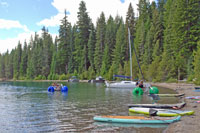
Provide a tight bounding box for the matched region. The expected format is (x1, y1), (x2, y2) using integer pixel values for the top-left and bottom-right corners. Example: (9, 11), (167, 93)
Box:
(128, 28), (133, 81)
(128, 28), (145, 80)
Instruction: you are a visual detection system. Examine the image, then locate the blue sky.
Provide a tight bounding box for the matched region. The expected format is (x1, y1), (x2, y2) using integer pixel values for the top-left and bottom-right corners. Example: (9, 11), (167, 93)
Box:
(0, 0), (58, 39)
(0, 0), (154, 54)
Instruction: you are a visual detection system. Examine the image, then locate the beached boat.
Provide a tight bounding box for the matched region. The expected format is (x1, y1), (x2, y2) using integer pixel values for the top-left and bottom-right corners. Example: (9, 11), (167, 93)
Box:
(149, 93), (185, 97)
(127, 102), (186, 109)
(93, 115), (181, 124)
(185, 96), (200, 100)
(89, 76), (105, 83)
(195, 86), (200, 89)
(129, 107), (194, 117)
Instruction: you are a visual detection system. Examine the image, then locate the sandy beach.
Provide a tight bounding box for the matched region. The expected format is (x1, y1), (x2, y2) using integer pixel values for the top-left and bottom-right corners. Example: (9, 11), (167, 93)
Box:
(151, 83), (200, 133)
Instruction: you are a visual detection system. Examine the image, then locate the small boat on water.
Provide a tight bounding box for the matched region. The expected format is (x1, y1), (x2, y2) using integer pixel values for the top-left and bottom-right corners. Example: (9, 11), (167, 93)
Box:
(68, 76), (79, 82)
(105, 29), (151, 89)
(105, 80), (137, 88)
(93, 115), (181, 124)
(89, 76), (105, 83)
(129, 107), (194, 117)
(127, 102), (186, 109)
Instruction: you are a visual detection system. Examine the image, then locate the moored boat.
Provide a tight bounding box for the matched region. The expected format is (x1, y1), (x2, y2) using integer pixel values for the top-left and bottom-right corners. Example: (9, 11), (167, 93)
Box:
(89, 76), (105, 83)
(105, 80), (137, 88)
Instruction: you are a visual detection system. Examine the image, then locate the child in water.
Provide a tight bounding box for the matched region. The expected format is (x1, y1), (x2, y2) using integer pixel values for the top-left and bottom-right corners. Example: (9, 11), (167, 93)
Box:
(52, 82), (61, 91)
(136, 80), (144, 88)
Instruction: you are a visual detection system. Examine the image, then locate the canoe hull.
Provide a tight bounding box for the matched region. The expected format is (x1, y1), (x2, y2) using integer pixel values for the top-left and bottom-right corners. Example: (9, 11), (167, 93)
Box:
(93, 116), (181, 124)
(149, 93), (185, 97)
(129, 107), (194, 117)
(128, 102), (186, 109)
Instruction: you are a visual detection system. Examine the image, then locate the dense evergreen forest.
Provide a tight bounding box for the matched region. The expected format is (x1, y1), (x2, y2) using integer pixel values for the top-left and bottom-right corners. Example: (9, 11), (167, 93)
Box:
(0, 0), (199, 84)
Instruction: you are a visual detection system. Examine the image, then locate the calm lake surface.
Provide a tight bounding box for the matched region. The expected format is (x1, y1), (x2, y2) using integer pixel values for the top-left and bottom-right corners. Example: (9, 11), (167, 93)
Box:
(0, 81), (180, 132)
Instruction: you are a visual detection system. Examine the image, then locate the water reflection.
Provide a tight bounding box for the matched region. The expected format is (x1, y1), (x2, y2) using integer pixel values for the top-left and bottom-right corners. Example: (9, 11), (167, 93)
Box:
(0, 81), (180, 132)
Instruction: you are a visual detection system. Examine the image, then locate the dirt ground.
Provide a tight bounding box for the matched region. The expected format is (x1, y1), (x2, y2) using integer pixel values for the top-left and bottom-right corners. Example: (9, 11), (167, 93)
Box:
(151, 82), (200, 133)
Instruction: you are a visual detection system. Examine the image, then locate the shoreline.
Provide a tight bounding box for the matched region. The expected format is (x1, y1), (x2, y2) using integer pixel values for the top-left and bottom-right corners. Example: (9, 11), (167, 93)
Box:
(1, 80), (199, 132)
(151, 82), (200, 133)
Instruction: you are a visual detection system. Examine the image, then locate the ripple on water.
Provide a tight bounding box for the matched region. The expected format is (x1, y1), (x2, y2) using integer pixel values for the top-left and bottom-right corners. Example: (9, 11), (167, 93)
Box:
(0, 82), (176, 132)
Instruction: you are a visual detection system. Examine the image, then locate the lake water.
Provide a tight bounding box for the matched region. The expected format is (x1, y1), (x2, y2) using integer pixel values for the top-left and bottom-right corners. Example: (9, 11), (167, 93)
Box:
(0, 81), (180, 132)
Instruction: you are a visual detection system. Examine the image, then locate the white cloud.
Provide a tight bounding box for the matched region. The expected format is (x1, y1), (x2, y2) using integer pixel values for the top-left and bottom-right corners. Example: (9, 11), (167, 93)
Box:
(0, 19), (29, 32)
(37, 13), (64, 27)
(0, 31), (34, 53)
(0, 30), (57, 54)
(0, 19), (32, 53)
(38, 0), (155, 27)
(0, 1), (9, 7)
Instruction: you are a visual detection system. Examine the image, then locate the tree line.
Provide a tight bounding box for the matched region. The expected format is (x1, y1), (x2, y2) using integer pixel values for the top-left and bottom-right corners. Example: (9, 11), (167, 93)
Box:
(0, 0), (199, 84)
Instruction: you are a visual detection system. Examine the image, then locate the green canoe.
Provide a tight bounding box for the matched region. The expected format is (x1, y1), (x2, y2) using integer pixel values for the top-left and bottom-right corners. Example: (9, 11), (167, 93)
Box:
(129, 107), (194, 117)
(93, 115), (181, 124)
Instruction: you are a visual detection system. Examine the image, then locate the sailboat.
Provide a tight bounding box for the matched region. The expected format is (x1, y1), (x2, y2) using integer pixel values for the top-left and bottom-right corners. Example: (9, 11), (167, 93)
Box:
(105, 80), (137, 88)
(105, 28), (149, 88)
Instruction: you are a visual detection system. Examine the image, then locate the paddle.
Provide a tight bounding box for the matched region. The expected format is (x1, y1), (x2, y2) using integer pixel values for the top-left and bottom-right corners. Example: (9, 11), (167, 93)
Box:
(149, 108), (158, 116)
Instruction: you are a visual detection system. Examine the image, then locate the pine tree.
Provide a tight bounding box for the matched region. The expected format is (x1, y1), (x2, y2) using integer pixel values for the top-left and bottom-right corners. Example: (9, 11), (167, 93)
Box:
(4, 51), (9, 79)
(94, 12), (106, 74)
(147, 1), (165, 81)
(6, 50), (14, 79)
(73, 25), (82, 73)
(133, 0), (150, 79)
(0, 54), (5, 78)
(57, 10), (72, 74)
(101, 16), (117, 77)
(159, 0), (200, 81)
(157, 0), (176, 81)
(76, 1), (91, 72)
(19, 41), (28, 79)
(41, 27), (54, 78)
(26, 37), (34, 79)
(32, 33), (43, 77)
(13, 42), (22, 79)
(193, 41), (200, 84)
(125, 3), (136, 61)
(87, 24), (96, 70)
(175, 0), (200, 79)
(112, 21), (126, 74)
(49, 36), (58, 79)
